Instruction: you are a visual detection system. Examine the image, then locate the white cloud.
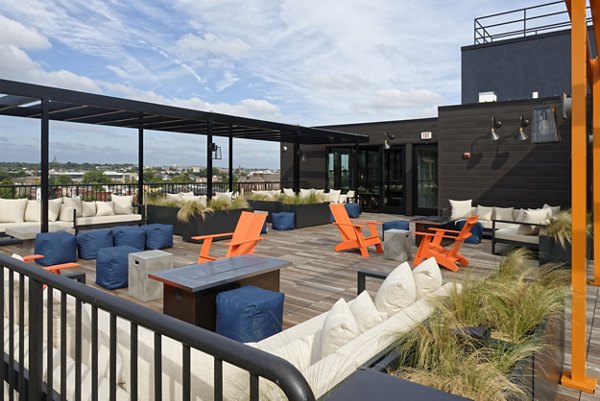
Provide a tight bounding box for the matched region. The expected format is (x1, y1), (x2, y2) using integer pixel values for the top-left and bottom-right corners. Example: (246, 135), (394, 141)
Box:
(0, 15), (50, 49)
(215, 70), (239, 92)
(176, 33), (251, 59)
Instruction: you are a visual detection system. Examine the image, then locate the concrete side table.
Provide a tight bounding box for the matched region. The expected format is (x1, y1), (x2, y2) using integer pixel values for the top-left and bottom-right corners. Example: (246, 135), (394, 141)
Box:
(128, 250), (173, 302)
(383, 229), (412, 262)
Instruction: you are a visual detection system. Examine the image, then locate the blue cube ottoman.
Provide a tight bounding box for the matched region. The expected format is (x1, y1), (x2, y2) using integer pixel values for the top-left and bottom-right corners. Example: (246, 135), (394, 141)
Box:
(271, 212), (295, 230)
(34, 231), (77, 267)
(455, 220), (484, 244)
(76, 229), (113, 260)
(96, 245), (139, 289)
(143, 224), (173, 250)
(344, 203), (361, 218)
(112, 226), (146, 250)
(382, 220), (410, 240)
(216, 285), (285, 342)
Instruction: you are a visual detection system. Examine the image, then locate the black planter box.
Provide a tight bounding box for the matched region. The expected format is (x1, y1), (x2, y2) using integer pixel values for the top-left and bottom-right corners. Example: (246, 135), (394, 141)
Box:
(280, 202), (331, 228)
(539, 235), (594, 266)
(247, 200), (282, 222)
(146, 205), (246, 243)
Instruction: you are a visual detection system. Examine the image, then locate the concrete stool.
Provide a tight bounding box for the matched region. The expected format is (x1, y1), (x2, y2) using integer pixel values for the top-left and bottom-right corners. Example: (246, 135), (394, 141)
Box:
(383, 229), (412, 262)
(96, 245), (139, 290)
(128, 250), (173, 302)
(216, 285), (284, 342)
(382, 220), (410, 240)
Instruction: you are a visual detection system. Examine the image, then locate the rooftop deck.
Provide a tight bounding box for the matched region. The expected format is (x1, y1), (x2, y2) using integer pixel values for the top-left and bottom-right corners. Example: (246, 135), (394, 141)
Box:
(1, 212), (599, 400)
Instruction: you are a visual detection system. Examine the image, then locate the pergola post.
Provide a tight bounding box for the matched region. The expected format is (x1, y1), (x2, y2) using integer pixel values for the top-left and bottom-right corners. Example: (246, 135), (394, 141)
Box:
(138, 115), (144, 221)
(206, 118), (214, 200)
(228, 124), (233, 192)
(293, 131), (300, 193)
(40, 97), (49, 233)
(560, 0), (598, 392)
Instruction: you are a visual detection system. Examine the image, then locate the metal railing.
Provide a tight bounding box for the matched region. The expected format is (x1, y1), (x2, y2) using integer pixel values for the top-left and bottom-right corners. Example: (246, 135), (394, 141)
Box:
(0, 253), (315, 401)
(0, 181), (282, 201)
(474, 1), (592, 44)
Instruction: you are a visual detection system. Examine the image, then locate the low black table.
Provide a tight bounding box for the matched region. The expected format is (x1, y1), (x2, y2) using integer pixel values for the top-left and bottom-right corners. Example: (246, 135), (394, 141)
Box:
(327, 368), (471, 401)
(412, 216), (454, 246)
(149, 255), (291, 331)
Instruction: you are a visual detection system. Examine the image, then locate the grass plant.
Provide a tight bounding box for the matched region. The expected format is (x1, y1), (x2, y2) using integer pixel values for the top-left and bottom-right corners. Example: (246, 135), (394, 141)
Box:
(279, 193), (327, 205)
(544, 209), (592, 248)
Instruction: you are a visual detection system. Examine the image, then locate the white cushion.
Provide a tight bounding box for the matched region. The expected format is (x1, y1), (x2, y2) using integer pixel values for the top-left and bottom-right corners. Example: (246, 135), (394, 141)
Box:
(349, 291), (387, 333)
(328, 189), (342, 204)
(95, 201), (115, 216)
(82, 201), (96, 217)
(165, 193), (182, 202)
(299, 188), (312, 198)
(543, 203), (561, 216)
(58, 205), (76, 222)
(476, 205), (494, 221)
(515, 208), (526, 222)
(346, 190), (355, 199)
(0, 199), (28, 223)
(374, 262), (417, 315)
(214, 191), (233, 203)
(112, 195), (133, 215)
(178, 191), (195, 198)
(517, 208), (551, 235)
(63, 196), (83, 217)
(449, 199), (472, 220)
(412, 257), (443, 300)
(282, 188), (294, 197)
(494, 206), (514, 222)
(313, 188), (325, 196)
(48, 199), (62, 222)
(24, 200), (40, 222)
(319, 298), (360, 358)
(267, 334), (315, 371)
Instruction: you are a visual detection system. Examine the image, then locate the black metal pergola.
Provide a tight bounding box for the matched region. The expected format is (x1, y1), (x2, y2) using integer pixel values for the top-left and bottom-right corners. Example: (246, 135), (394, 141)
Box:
(0, 79), (368, 231)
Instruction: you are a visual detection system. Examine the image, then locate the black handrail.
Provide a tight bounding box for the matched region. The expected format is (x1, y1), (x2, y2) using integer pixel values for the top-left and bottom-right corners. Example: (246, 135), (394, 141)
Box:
(0, 253), (315, 401)
(474, 1), (592, 44)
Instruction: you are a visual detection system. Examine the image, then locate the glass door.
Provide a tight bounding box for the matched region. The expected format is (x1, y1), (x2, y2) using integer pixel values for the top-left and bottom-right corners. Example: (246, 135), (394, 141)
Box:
(414, 144), (438, 215)
(383, 147), (405, 213)
(357, 147), (382, 211)
(327, 148), (352, 191)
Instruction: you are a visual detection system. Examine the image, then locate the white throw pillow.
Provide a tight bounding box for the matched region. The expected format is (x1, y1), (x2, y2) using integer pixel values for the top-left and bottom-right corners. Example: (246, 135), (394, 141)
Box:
(476, 205), (494, 221)
(319, 298), (360, 358)
(346, 190), (356, 199)
(96, 201), (115, 216)
(282, 188), (295, 197)
(24, 200), (40, 222)
(517, 208), (551, 235)
(268, 334), (315, 371)
(328, 189), (341, 204)
(112, 195), (133, 215)
(0, 199), (28, 223)
(165, 193), (182, 203)
(449, 199), (472, 220)
(215, 191), (233, 203)
(59, 205), (76, 222)
(178, 191), (195, 198)
(374, 262), (417, 315)
(494, 206), (514, 222)
(196, 195), (207, 207)
(412, 257), (443, 300)
(48, 199), (62, 222)
(63, 196), (83, 217)
(82, 201), (96, 217)
(350, 291), (387, 333)
(299, 188), (312, 198)
(515, 208), (526, 223)
(313, 189), (325, 196)
(543, 203), (561, 216)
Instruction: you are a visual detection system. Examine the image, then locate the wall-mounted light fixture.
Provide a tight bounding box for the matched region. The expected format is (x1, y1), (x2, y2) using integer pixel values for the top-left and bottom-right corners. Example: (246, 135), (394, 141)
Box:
(384, 132), (395, 150)
(488, 117), (502, 141)
(282, 145), (288, 152)
(297, 149), (307, 162)
(209, 143), (222, 160)
(514, 115), (530, 141)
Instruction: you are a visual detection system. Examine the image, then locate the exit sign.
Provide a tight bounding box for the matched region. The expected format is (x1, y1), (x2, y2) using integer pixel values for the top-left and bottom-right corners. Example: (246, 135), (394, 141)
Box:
(421, 131), (432, 140)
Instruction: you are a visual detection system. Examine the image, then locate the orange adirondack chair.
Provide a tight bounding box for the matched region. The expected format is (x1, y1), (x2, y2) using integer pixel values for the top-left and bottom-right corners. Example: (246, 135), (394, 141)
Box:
(12, 253), (80, 275)
(192, 211), (266, 264)
(413, 215), (479, 272)
(329, 203), (383, 258)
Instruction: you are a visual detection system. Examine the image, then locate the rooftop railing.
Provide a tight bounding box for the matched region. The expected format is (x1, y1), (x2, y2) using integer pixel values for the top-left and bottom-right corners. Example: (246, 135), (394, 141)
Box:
(474, 1), (592, 44)
(0, 253), (315, 400)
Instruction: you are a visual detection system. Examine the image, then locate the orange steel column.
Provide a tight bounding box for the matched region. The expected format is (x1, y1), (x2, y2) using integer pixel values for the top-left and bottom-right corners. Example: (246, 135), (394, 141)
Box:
(561, 0), (598, 392)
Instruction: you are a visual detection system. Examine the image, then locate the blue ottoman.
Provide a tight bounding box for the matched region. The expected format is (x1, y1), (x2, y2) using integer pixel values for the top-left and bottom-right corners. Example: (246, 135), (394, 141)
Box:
(344, 203), (361, 218)
(455, 220), (484, 244)
(112, 226), (146, 250)
(34, 231), (77, 267)
(216, 285), (284, 342)
(143, 224), (173, 250)
(76, 229), (113, 260)
(271, 212), (295, 230)
(96, 245), (139, 289)
(382, 220), (410, 240)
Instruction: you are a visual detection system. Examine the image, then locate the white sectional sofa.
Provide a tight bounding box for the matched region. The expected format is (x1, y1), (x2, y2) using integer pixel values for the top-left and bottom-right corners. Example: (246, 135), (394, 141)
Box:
(448, 199), (560, 254)
(0, 195), (142, 235)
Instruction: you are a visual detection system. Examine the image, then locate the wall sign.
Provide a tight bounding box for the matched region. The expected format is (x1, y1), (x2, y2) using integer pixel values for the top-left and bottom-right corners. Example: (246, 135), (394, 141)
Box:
(420, 131), (432, 140)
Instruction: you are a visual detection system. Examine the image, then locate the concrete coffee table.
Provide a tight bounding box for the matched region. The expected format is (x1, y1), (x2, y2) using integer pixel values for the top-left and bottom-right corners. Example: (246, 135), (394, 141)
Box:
(383, 229), (412, 262)
(128, 250), (174, 302)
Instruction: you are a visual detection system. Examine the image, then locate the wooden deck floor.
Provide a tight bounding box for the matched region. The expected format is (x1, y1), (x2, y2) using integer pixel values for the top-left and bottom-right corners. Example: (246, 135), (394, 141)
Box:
(2, 212), (599, 400)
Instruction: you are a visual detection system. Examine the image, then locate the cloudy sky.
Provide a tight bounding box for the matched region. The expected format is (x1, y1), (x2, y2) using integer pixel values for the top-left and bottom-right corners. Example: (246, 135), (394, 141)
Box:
(0, 0), (532, 168)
